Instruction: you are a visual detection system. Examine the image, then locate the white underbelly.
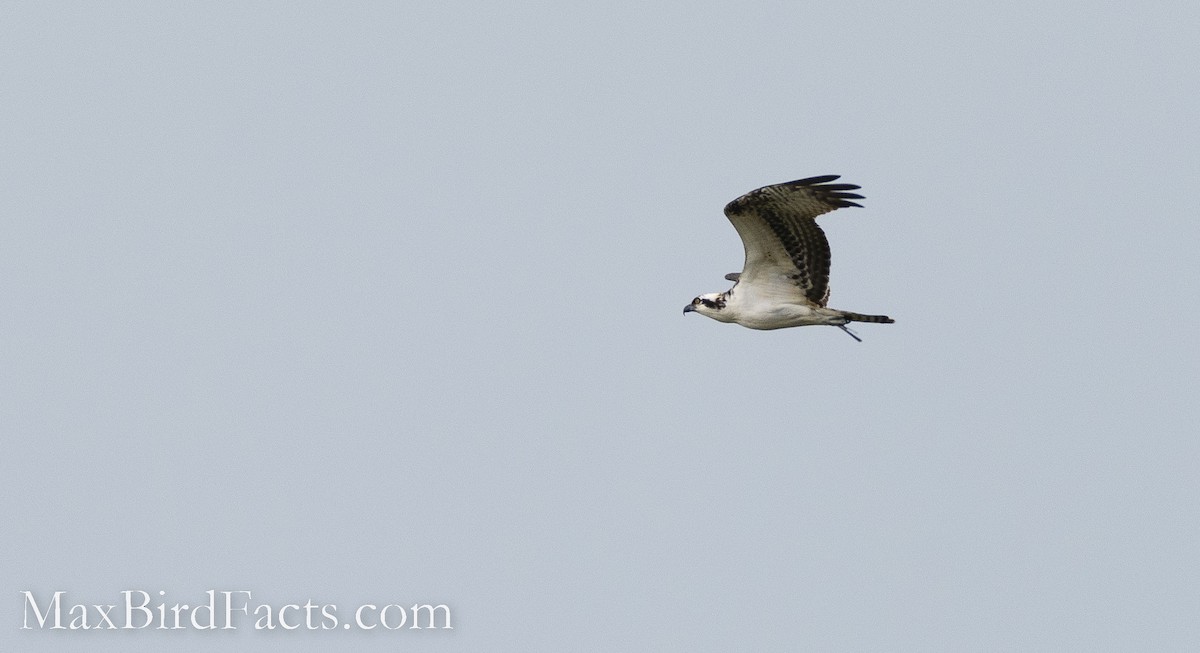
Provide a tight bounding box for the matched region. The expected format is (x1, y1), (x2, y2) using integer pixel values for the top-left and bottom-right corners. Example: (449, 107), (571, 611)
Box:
(732, 303), (830, 330)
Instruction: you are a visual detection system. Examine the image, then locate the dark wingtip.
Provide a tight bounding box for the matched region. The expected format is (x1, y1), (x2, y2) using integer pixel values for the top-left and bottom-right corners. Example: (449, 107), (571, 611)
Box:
(794, 176), (865, 205)
(725, 174), (867, 215)
(793, 174), (840, 185)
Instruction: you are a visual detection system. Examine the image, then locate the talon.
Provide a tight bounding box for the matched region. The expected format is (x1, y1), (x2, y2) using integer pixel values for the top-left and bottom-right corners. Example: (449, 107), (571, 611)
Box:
(837, 324), (863, 342)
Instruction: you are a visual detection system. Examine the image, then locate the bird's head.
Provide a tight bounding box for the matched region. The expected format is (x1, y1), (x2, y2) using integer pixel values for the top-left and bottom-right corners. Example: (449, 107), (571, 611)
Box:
(683, 293), (727, 319)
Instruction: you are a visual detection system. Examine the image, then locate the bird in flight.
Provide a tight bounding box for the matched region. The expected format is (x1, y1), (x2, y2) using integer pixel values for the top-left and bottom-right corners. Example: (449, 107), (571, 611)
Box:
(684, 175), (893, 341)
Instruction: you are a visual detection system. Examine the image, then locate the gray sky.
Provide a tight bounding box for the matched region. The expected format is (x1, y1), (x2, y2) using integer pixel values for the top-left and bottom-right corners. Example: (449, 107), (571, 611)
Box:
(3, 2), (1198, 651)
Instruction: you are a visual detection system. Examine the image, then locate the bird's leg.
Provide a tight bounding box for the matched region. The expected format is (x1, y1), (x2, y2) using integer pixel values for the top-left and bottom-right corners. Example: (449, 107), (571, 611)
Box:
(837, 324), (863, 342)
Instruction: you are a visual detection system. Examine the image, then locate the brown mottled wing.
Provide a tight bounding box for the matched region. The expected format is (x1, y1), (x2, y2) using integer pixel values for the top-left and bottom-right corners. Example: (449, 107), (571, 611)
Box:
(723, 175), (864, 307)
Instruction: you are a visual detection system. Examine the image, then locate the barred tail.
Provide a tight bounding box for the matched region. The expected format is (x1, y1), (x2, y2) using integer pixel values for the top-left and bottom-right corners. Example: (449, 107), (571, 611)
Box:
(841, 311), (894, 324)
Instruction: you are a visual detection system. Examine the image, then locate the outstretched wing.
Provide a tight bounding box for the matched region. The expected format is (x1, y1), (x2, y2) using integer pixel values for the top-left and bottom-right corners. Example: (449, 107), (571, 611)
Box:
(723, 175), (864, 307)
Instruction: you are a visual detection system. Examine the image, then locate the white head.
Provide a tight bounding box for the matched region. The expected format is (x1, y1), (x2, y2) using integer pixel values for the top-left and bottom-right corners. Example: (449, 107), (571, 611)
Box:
(683, 292), (732, 322)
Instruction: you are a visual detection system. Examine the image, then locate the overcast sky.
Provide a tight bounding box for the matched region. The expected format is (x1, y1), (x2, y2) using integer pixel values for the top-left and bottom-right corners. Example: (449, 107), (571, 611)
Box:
(3, 2), (1199, 651)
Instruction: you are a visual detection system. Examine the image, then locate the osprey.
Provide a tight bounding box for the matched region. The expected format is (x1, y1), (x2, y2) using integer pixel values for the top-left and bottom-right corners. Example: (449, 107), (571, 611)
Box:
(684, 175), (893, 341)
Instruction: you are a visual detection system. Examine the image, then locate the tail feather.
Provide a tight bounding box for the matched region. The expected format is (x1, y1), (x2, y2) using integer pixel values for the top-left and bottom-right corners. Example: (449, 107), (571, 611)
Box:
(841, 311), (894, 324)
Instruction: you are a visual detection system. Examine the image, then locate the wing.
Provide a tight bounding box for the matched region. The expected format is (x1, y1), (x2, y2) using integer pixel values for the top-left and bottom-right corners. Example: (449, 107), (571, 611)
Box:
(723, 175), (864, 307)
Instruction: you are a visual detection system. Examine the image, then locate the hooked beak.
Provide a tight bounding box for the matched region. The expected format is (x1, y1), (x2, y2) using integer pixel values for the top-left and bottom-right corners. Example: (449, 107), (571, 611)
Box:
(683, 304), (695, 314)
